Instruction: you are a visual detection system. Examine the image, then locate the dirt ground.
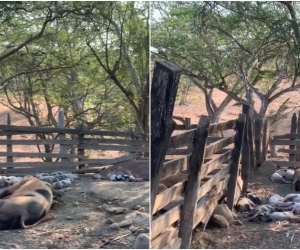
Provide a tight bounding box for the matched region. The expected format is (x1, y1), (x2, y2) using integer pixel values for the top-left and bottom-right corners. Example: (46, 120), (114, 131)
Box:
(0, 177), (149, 249)
(174, 84), (300, 249)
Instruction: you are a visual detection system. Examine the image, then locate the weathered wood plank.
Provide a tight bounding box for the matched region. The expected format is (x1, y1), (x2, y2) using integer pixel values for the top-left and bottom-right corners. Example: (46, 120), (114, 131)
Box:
(273, 134), (300, 140)
(270, 139), (300, 146)
(278, 148), (300, 155)
(198, 166), (229, 201)
(0, 165), (76, 175)
(290, 113), (298, 164)
(297, 110), (300, 162)
(193, 187), (224, 228)
(248, 108), (256, 171)
(151, 61), (182, 219)
(262, 119), (270, 162)
(227, 113), (246, 210)
(79, 144), (149, 152)
(200, 150), (231, 179)
(199, 179), (229, 228)
(273, 161), (300, 167)
(151, 204), (181, 240)
(76, 124), (85, 169)
(0, 138), (148, 146)
(205, 135), (235, 158)
(161, 156), (189, 179)
(168, 129), (195, 149)
(254, 117), (263, 165)
(0, 124), (148, 137)
(209, 119), (236, 134)
(153, 180), (186, 214)
(179, 116), (211, 249)
(151, 227), (178, 249)
(241, 104), (250, 193)
(84, 153), (141, 165)
(0, 152), (86, 159)
(166, 148), (190, 155)
(6, 113), (13, 165)
(0, 157), (138, 168)
(58, 111), (67, 162)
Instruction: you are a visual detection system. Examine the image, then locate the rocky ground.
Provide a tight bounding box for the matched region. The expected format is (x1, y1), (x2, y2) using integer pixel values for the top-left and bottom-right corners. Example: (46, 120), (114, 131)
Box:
(0, 177), (150, 249)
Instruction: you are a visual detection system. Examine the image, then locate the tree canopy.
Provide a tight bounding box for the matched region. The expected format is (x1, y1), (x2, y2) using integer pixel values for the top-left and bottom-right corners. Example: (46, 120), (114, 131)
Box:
(0, 1), (149, 133)
(151, 1), (300, 125)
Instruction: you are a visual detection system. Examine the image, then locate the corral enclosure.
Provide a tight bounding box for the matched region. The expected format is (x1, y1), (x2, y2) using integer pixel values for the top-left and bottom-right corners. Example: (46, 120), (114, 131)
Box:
(0, 108), (150, 249)
(151, 61), (256, 249)
(0, 110), (149, 176)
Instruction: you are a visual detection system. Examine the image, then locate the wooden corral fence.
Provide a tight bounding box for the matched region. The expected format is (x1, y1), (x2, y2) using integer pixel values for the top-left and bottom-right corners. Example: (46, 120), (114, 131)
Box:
(0, 111), (149, 175)
(151, 61), (254, 249)
(270, 111), (300, 168)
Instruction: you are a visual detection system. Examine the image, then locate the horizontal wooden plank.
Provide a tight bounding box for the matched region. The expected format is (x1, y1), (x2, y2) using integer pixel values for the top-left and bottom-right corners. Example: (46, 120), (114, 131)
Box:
(0, 139), (79, 145)
(277, 148), (300, 155)
(272, 161), (300, 167)
(209, 119), (236, 134)
(166, 148), (190, 155)
(84, 153), (141, 165)
(79, 144), (149, 152)
(201, 150), (231, 178)
(273, 134), (300, 140)
(0, 124), (148, 138)
(0, 138), (148, 146)
(175, 124), (197, 130)
(207, 137), (224, 143)
(205, 136), (235, 158)
(193, 184), (225, 228)
(161, 156), (189, 179)
(153, 180), (186, 214)
(151, 204), (181, 240)
(151, 227), (178, 249)
(270, 139), (300, 146)
(168, 129), (195, 149)
(0, 152), (86, 159)
(0, 164), (77, 175)
(198, 166), (229, 201)
(0, 153), (141, 169)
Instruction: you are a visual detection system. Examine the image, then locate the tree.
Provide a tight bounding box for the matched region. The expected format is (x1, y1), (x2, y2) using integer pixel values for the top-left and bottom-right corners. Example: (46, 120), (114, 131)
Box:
(151, 1), (300, 157)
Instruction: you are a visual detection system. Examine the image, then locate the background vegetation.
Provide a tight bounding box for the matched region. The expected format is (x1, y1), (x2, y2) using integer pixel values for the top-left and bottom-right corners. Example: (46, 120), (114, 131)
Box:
(0, 1), (149, 133)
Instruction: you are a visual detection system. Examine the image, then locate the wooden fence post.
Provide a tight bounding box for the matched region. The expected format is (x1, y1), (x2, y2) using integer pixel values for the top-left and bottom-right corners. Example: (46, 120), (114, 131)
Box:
(227, 113), (246, 210)
(248, 108), (256, 171)
(241, 104), (250, 193)
(151, 61), (181, 219)
(290, 113), (297, 164)
(184, 118), (191, 130)
(76, 123), (85, 169)
(179, 115), (211, 249)
(297, 110), (300, 161)
(254, 116), (263, 166)
(58, 110), (67, 162)
(262, 119), (270, 162)
(6, 113), (13, 168)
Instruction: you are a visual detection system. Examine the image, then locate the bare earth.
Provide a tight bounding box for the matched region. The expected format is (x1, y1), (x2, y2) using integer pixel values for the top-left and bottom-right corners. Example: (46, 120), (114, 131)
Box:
(0, 177), (149, 249)
(174, 85), (300, 249)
